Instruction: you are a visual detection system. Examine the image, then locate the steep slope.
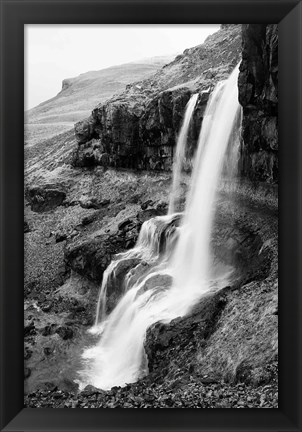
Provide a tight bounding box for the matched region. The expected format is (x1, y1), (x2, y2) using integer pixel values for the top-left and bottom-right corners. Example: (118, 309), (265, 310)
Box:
(25, 56), (174, 146)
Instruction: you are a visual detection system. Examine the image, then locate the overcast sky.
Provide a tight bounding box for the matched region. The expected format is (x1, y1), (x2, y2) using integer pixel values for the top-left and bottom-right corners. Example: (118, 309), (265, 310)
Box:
(24, 24), (220, 110)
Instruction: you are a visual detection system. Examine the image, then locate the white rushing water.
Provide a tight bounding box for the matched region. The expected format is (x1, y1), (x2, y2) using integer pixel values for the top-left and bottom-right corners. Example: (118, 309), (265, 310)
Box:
(94, 213), (179, 326)
(168, 93), (198, 215)
(78, 65), (241, 390)
(171, 65), (241, 290)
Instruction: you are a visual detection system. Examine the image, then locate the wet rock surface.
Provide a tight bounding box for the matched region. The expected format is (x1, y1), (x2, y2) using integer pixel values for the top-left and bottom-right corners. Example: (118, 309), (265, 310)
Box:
(238, 24), (278, 183)
(145, 291), (228, 377)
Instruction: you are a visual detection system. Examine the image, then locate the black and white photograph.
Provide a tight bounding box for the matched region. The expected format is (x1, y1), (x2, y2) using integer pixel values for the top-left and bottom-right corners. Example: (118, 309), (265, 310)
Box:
(24, 24), (278, 409)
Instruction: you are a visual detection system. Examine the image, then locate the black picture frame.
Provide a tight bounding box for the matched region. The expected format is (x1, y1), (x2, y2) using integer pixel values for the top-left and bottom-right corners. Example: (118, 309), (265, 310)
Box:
(1, 0), (301, 431)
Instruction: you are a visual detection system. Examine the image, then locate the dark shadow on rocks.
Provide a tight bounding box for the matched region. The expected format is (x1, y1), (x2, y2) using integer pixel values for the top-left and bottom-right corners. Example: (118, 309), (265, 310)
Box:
(25, 184), (66, 212)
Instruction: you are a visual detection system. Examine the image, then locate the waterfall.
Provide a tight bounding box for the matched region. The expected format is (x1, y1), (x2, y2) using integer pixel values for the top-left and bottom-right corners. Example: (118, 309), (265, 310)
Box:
(94, 213), (180, 326)
(168, 93), (198, 215)
(78, 65), (241, 390)
(171, 65), (241, 290)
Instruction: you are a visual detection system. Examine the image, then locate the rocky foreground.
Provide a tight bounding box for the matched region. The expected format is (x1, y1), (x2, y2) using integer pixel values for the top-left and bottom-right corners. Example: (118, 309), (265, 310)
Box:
(24, 167), (278, 408)
(25, 366), (278, 408)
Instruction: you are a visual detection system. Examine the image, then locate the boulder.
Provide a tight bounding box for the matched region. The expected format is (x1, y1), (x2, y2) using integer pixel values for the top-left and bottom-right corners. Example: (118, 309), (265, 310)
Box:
(24, 347), (32, 360)
(71, 139), (103, 168)
(26, 184), (66, 212)
(78, 196), (110, 210)
(105, 258), (142, 312)
(118, 218), (134, 231)
(41, 324), (57, 336)
(55, 232), (67, 243)
(136, 208), (165, 226)
(55, 326), (74, 340)
(141, 199), (154, 210)
(144, 292), (228, 377)
(44, 347), (52, 356)
(81, 213), (97, 226)
(24, 220), (30, 233)
(64, 230), (138, 283)
(24, 321), (36, 337)
(74, 117), (97, 144)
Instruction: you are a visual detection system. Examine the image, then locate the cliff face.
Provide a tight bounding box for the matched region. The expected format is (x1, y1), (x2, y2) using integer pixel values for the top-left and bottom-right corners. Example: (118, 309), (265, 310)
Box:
(72, 24), (278, 184)
(238, 25), (278, 183)
(72, 25), (242, 170)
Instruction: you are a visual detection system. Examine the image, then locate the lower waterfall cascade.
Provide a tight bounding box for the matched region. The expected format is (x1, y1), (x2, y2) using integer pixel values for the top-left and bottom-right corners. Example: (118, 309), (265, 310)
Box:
(78, 64), (241, 390)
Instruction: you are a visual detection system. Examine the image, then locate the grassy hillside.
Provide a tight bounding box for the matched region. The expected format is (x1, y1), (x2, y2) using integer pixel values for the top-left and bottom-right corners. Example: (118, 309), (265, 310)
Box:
(25, 56), (174, 146)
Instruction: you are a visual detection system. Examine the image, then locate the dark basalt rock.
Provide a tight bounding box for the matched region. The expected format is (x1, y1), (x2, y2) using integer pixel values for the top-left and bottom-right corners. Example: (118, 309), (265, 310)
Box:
(24, 368), (31, 379)
(81, 385), (103, 396)
(81, 214), (97, 226)
(136, 208), (164, 226)
(118, 218), (134, 231)
(238, 24), (278, 183)
(74, 117), (97, 144)
(24, 347), (32, 360)
(24, 220), (31, 233)
(71, 139), (103, 168)
(76, 196), (110, 210)
(55, 232), (67, 243)
(144, 291), (228, 378)
(64, 229), (139, 283)
(141, 200), (154, 210)
(44, 347), (52, 356)
(26, 184), (66, 212)
(41, 324), (57, 336)
(24, 321), (36, 337)
(56, 326), (74, 340)
(78, 196), (100, 209)
(41, 301), (53, 312)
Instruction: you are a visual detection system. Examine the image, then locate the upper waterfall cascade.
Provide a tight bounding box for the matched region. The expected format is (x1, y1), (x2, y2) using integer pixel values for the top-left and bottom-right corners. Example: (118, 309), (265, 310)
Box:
(168, 93), (198, 215)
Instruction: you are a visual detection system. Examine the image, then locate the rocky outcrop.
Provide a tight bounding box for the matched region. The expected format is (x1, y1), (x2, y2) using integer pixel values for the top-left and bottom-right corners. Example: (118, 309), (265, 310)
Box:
(64, 208), (177, 312)
(72, 25), (242, 171)
(145, 291), (228, 377)
(64, 207), (167, 282)
(26, 184), (66, 212)
(144, 203), (277, 386)
(238, 25), (278, 183)
(64, 230), (138, 283)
